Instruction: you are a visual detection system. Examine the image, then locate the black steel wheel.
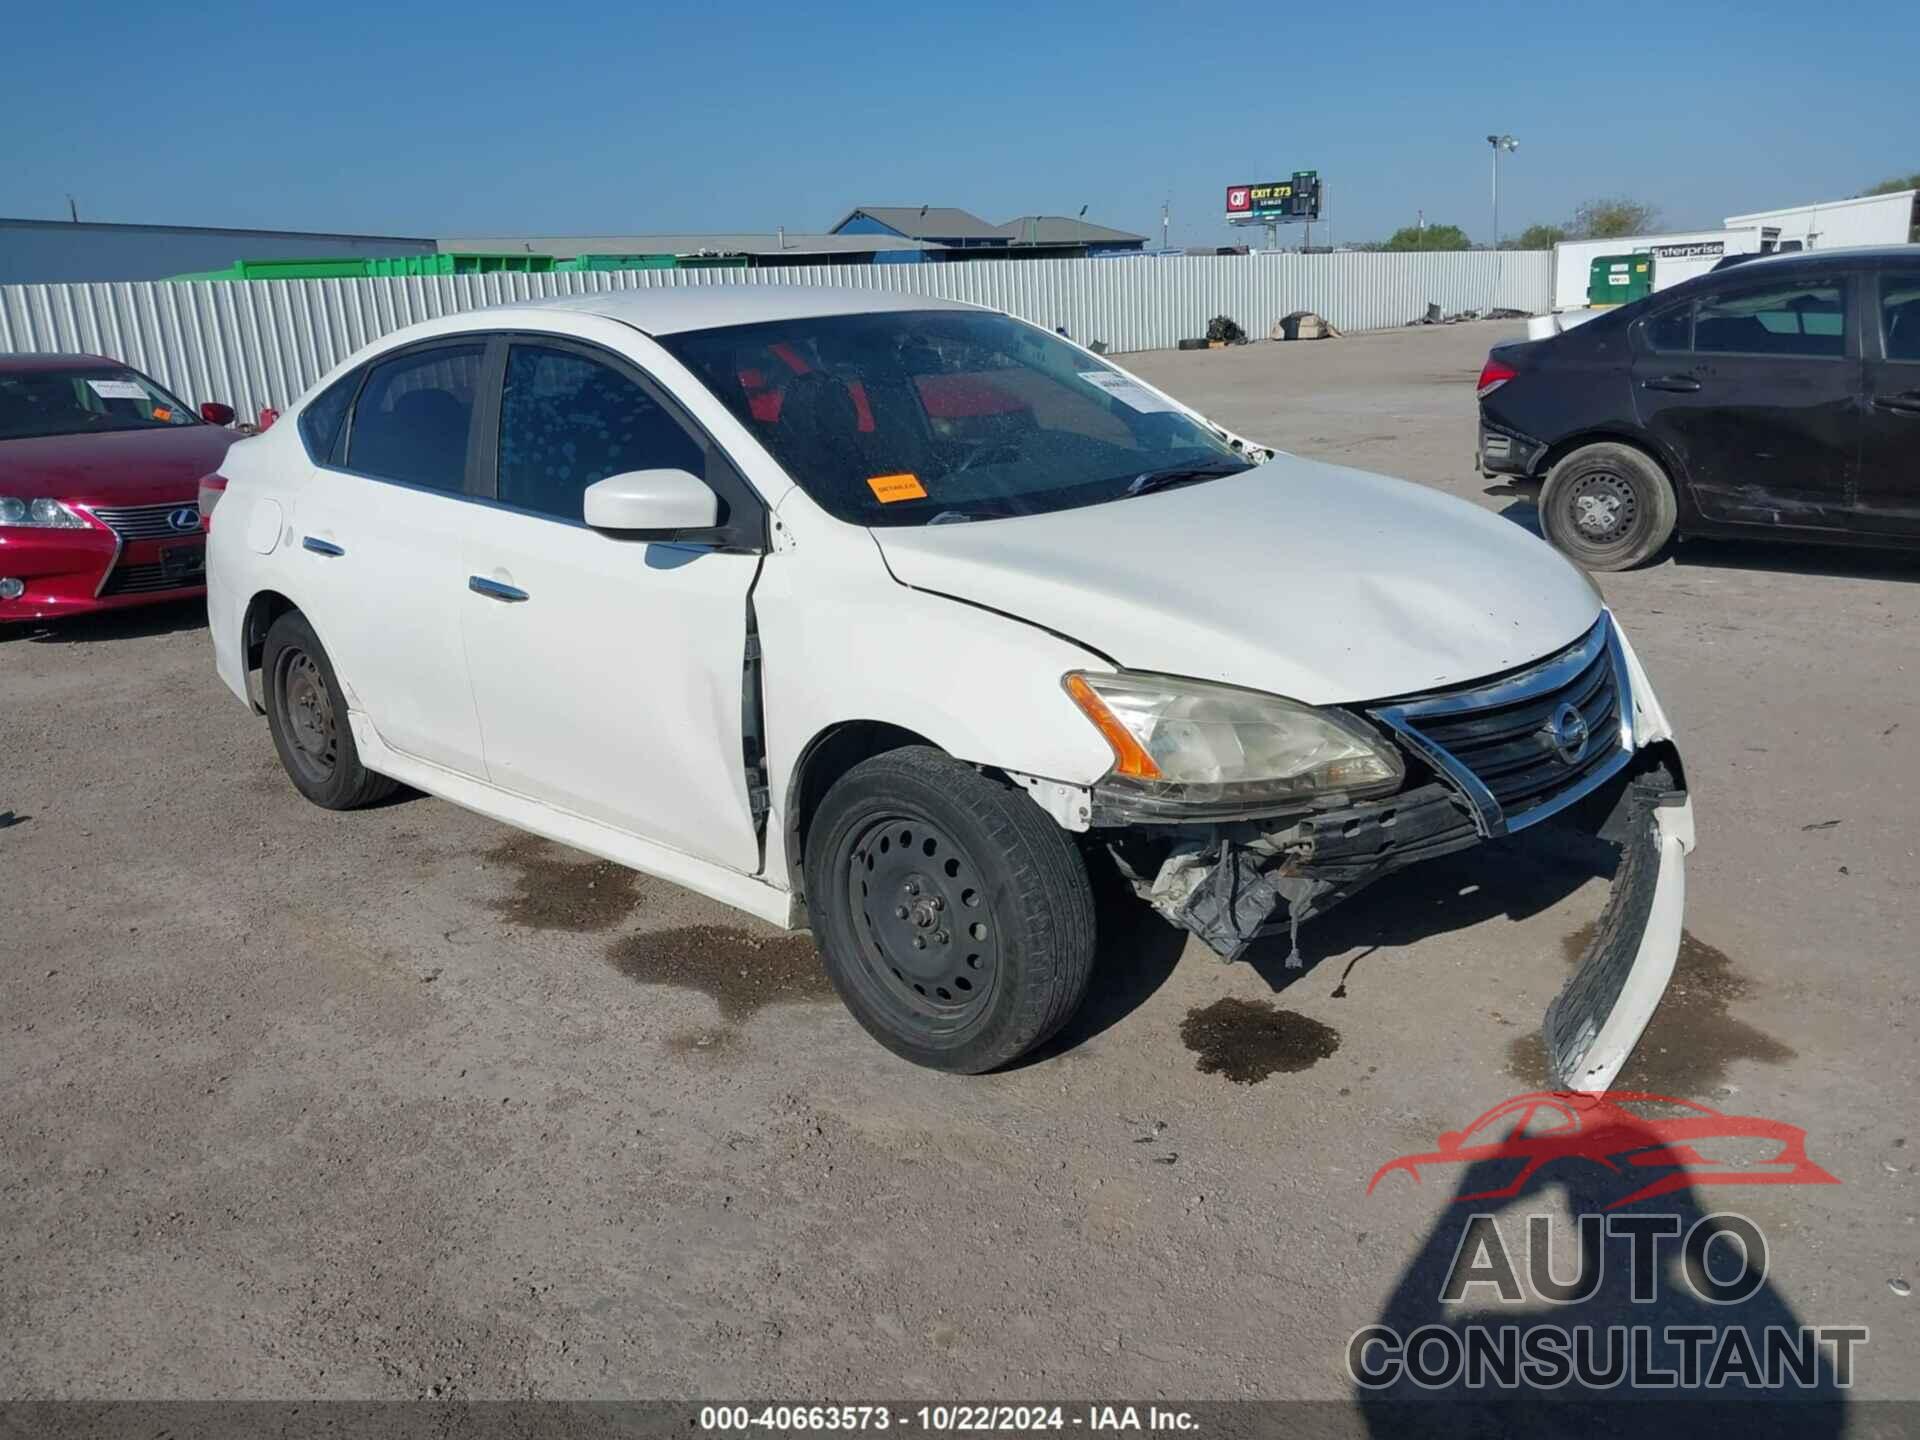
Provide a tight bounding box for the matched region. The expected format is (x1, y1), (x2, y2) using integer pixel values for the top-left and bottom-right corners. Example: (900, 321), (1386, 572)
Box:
(845, 812), (1001, 1028)
(1539, 441), (1678, 572)
(261, 610), (398, 810)
(805, 746), (1097, 1072)
(275, 645), (338, 787)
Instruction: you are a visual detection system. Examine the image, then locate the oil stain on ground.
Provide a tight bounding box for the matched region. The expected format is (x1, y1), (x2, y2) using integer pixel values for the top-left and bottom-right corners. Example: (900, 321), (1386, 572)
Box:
(607, 925), (835, 1023)
(483, 835), (644, 932)
(1180, 997), (1340, 1085)
(1507, 926), (1795, 1096)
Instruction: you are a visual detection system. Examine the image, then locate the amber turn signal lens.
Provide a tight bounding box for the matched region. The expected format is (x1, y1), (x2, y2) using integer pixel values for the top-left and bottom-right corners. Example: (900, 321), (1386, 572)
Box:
(1064, 673), (1163, 780)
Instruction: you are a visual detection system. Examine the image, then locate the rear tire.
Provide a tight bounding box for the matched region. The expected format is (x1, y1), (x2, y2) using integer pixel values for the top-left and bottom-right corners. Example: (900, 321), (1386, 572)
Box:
(262, 610), (397, 810)
(1539, 442), (1677, 572)
(804, 747), (1097, 1073)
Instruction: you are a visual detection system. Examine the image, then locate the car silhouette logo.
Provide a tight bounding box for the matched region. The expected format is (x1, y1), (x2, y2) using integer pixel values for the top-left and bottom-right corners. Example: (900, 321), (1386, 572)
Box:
(1365, 1090), (1840, 1210)
(168, 507), (201, 532)
(1543, 701), (1590, 766)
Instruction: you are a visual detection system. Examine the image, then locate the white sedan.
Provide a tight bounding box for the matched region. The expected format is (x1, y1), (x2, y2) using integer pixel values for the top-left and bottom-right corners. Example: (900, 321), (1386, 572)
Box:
(205, 286), (1694, 1083)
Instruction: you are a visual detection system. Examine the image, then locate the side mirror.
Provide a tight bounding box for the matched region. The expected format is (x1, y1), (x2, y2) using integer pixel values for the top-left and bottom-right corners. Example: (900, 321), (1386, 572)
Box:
(200, 401), (236, 426)
(583, 468), (718, 537)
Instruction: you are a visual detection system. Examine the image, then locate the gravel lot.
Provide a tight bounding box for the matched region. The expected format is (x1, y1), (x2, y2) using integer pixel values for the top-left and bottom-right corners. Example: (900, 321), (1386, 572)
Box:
(3, 321), (1915, 1412)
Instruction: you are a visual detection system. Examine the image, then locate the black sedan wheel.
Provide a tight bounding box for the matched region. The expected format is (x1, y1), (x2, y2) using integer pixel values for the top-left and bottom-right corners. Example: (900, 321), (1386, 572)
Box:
(805, 747), (1097, 1072)
(262, 610), (398, 810)
(1539, 441), (1678, 572)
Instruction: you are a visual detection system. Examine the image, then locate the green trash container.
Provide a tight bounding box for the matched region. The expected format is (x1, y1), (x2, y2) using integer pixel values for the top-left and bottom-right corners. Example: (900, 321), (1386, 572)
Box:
(168, 257), (376, 281)
(168, 254), (559, 282)
(554, 254), (680, 272)
(366, 254), (555, 276)
(1588, 253), (1654, 307)
(553, 254), (748, 271)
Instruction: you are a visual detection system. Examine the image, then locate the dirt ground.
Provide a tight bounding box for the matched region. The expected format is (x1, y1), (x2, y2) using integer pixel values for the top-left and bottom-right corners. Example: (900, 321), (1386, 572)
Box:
(2, 322), (1915, 1411)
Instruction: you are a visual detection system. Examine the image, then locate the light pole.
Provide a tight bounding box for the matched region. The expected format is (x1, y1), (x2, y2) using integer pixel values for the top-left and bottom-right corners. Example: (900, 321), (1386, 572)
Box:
(1485, 133), (1518, 249)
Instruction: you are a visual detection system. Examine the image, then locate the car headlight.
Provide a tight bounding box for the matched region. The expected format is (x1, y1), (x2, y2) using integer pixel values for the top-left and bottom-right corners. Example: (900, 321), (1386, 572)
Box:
(0, 497), (89, 529)
(1064, 670), (1404, 821)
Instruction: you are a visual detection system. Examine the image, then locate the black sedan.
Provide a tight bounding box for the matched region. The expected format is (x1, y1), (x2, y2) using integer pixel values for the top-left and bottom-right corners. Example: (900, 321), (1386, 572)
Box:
(1477, 246), (1919, 570)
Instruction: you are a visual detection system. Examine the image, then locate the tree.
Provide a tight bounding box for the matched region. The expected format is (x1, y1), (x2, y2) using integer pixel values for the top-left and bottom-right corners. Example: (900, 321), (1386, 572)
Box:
(1383, 223), (1470, 252)
(1570, 197), (1661, 240)
(1509, 223), (1568, 251)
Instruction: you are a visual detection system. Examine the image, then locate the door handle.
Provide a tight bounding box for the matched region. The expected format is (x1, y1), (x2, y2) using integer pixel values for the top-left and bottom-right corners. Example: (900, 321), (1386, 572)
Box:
(1642, 375), (1702, 393)
(1870, 394), (1920, 415)
(468, 575), (529, 603)
(302, 536), (346, 557)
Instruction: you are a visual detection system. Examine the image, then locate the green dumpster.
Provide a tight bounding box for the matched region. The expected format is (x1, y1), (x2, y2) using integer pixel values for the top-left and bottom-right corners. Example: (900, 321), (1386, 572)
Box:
(1588, 253), (1654, 307)
(167, 253), (557, 282)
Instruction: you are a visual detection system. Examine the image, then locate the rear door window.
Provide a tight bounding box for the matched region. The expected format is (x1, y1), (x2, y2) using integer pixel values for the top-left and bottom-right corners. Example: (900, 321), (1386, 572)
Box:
(1693, 280), (1848, 358)
(345, 344), (484, 492)
(495, 345), (708, 522)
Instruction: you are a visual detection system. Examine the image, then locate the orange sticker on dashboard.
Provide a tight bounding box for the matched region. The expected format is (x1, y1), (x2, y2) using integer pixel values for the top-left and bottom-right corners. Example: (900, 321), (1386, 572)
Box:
(867, 473), (927, 503)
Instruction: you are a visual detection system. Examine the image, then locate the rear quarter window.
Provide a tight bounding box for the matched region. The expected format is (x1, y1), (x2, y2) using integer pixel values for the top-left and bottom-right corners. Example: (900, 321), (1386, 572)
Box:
(299, 370), (360, 464)
(1644, 303), (1693, 353)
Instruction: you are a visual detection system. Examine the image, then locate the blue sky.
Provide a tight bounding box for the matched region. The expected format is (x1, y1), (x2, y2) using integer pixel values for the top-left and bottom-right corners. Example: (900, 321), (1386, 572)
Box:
(8, 1), (1916, 248)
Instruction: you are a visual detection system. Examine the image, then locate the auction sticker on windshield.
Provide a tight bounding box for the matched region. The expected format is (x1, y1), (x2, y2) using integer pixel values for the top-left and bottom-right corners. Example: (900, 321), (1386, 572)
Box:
(86, 379), (149, 400)
(1079, 371), (1176, 413)
(867, 473), (929, 503)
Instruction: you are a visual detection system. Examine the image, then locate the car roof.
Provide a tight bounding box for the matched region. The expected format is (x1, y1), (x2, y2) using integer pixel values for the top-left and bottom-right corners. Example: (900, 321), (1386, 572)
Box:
(0, 352), (121, 374)
(1712, 244), (1917, 272)
(500, 284), (987, 336)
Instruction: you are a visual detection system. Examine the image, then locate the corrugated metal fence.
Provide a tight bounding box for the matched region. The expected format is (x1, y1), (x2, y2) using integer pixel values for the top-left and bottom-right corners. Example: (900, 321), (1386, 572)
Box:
(0, 251), (1551, 420)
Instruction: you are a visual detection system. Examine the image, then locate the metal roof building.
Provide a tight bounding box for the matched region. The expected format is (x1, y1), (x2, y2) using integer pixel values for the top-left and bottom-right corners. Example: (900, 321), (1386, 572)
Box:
(997, 215), (1148, 254)
(832, 206), (1147, 257)
(0, 216), (435, 285)
(440, 231), (946, 266)
(831, 206), (1010, 248)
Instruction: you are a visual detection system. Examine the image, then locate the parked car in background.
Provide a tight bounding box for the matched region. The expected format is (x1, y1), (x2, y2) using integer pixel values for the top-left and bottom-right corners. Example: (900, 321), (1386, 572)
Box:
(1478, 247), (1920, 570)
(0, 354), (238, 622)
(207, 287), (1693, 1086)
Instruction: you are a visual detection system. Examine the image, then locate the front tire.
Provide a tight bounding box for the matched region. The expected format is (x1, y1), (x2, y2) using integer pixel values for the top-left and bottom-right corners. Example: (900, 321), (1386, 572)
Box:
(804, 747), (1097, 1073)
(1539, 442), (1677, 572)
(262, 610), (397, 810)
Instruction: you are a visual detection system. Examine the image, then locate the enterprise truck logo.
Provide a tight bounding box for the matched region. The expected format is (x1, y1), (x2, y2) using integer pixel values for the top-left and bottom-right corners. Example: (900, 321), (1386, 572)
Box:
(1651, 242), (1726, 259)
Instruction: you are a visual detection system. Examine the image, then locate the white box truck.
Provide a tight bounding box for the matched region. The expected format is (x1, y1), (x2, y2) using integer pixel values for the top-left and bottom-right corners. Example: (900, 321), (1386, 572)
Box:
(1725, 189), (1917, 252)
(1549, 228), (1763, 313)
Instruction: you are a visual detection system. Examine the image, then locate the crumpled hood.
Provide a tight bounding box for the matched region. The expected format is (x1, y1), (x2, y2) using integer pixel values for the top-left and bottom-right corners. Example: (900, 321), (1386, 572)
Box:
(872, 458), (1602, 705)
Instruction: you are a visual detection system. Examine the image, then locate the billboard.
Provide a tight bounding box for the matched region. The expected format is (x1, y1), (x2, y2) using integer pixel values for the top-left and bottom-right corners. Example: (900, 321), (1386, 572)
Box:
(1226, 172), (1321, 223)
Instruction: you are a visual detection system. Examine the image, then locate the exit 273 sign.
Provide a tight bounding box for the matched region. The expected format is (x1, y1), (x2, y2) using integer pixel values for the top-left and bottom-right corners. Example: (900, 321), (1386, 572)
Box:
(1226, 173), (1320, 221)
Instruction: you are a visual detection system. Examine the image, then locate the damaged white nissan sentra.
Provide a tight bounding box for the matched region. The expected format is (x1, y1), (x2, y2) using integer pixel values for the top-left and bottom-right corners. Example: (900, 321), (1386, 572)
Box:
(206, 287), (1693, 1084)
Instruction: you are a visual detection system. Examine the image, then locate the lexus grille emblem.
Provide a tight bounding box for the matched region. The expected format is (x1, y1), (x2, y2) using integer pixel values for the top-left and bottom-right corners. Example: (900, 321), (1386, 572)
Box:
(168, 507), (201, 532)
(1544, 702), (1590, 767)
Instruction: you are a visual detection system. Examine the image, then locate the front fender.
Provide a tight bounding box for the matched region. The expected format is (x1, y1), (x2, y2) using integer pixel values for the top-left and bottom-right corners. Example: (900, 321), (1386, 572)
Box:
(753, 523), (1118, 891)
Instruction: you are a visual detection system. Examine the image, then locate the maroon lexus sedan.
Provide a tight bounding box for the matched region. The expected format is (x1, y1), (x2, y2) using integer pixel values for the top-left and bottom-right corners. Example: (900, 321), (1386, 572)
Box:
(0, 353), (240, 623)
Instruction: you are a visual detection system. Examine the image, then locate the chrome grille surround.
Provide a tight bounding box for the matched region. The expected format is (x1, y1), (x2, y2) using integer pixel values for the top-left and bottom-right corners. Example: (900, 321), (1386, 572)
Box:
(1368, 616), (1635, 839)
(83, 500), (202, 541)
